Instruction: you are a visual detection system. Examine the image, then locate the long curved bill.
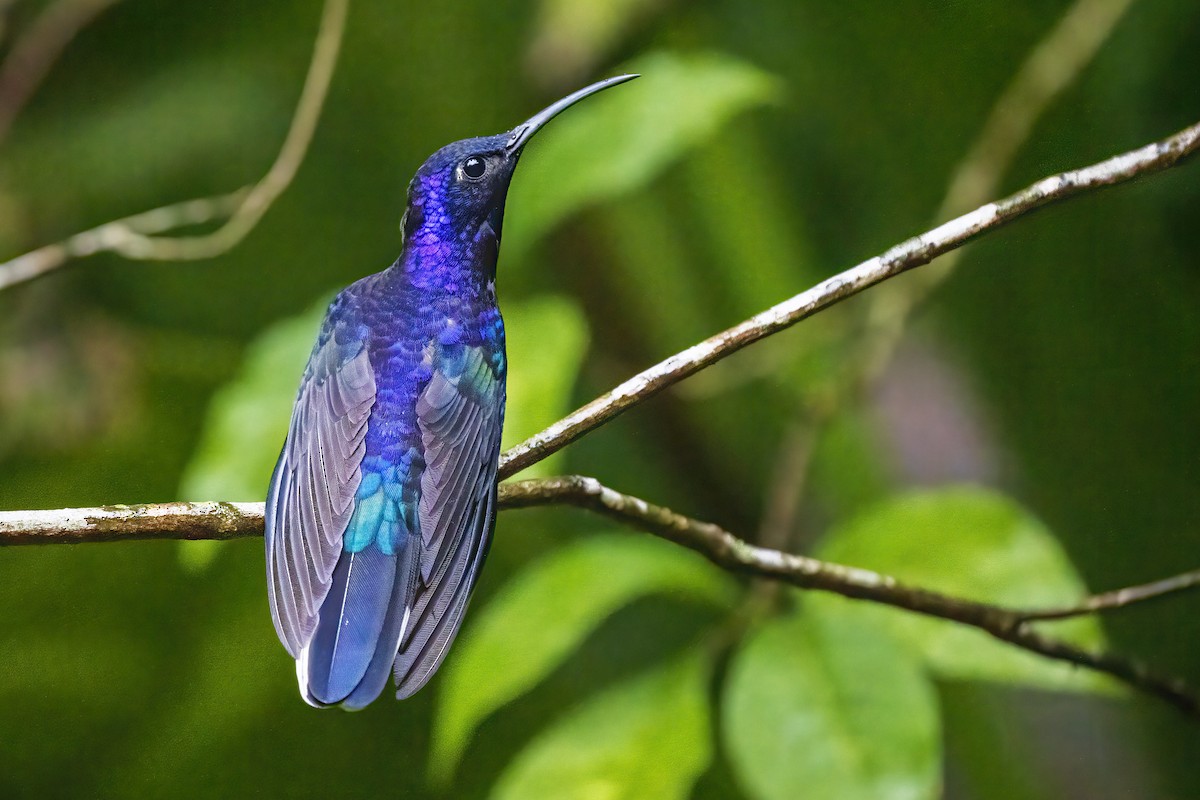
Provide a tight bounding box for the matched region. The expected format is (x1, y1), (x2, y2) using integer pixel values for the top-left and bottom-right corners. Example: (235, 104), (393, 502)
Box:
(505, 74), (639, 155)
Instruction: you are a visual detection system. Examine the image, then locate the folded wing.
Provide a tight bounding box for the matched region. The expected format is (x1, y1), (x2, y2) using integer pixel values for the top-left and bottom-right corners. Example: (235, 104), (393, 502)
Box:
(265, 327), (376, 661)
(395, 345), (504, 699)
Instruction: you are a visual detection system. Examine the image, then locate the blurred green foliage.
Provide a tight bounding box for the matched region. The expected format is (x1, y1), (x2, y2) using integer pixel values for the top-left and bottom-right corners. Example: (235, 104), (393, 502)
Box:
(491, 650), (714, 800)
(431, 533), (736, 783)
(724, 606), (940, 800)
(1, 0), (1198, 798)
(815, 487), (1110, 691)
(504, 50), (780, 263)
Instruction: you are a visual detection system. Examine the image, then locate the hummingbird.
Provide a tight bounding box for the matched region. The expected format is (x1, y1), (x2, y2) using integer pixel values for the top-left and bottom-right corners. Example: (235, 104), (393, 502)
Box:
(264, 75), (638, 709)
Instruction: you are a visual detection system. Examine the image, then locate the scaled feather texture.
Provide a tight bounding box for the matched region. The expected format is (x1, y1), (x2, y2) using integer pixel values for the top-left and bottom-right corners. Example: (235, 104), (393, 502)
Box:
(264, 75), (638, 709)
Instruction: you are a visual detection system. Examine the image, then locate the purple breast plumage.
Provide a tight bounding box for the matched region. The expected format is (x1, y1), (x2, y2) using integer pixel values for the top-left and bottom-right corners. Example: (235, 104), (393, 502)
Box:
(263, 74), (637, 710)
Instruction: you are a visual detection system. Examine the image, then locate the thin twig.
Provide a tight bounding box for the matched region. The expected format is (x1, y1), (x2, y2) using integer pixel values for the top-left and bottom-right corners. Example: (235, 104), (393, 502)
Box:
(0, 0), (347, 291)
(0, 0), (122, 148)
(1016, 570), (1200, 623)
(755, 419), (816, 553)
(746, 419), (819, 610)
(114, 0), (347, 261)
(3, 483), (1198, 717)
(857, 0), (1138, 385)
(666, 0), (1136, 405)
(498, 117), (1200, 479)
(941, 0), (1137, 221)
(0, 192), (247, 290)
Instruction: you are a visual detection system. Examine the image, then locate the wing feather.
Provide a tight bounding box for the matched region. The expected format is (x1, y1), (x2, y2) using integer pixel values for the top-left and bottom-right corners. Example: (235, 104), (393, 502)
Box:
(265, 332), (376, 658)
(395, 481), (495, 699)
(268, 303), (503, 707)
(393, 345), (503, 697)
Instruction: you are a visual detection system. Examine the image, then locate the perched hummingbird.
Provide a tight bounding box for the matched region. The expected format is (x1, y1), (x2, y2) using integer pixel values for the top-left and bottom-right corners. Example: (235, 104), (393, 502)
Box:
(265, 75), (638, 709)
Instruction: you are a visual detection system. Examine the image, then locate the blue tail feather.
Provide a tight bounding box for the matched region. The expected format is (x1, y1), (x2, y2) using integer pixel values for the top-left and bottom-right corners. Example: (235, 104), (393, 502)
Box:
(305, 545), (396, 705)
(341, 538), (418, 710)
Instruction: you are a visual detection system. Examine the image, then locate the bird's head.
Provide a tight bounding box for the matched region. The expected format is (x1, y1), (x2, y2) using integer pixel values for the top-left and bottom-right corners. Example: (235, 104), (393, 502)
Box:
(402, 74), (638, 247)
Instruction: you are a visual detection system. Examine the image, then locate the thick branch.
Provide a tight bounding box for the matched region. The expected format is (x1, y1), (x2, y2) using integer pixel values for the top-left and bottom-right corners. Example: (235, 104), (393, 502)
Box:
(3, 483), (1199, 717)
(498, 118), (1200, 479)
(0, 501), (263, 544)
(501, 477), (1200, 718)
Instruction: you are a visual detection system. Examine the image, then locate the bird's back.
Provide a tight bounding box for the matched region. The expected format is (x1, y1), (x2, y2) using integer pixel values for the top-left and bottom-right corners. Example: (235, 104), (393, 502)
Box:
(264, 73), (635, 710)
(267, 263), (506, 708)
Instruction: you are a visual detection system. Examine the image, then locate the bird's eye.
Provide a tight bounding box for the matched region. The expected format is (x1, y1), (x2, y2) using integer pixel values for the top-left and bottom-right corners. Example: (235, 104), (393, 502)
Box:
(460, 156), (487, 180)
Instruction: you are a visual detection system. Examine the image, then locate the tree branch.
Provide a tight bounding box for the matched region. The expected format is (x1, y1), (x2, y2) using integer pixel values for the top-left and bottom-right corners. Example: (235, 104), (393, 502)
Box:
(504, 478), (1200, 719)
(498, 117), (1200, 480)
(0, 501), (263, 544)
(0, 0), (1194, 722)
(3, 481), (1199, 717)
(673, 0), (1137, 405)
(856, 0), (1136, 387)
(1015, 570), (1200, 623)
(0, 0), (347, 291)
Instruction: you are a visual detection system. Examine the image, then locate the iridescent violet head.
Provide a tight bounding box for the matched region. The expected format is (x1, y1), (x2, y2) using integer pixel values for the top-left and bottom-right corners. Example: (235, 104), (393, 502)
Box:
(403, 74), (639, 246)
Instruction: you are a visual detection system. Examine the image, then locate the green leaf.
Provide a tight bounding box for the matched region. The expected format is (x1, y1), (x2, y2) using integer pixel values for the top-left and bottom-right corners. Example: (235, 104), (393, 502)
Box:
(176, 296), (327, 571)
(815, 486), (1114, 692)
(431, 534), (736, 784)
(723, 607), (941, 800)
(489, 650), (714, 800)
(179, 299), (326, 503)
(499, 295), (589, 476)
(503, 50), (780, 263)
